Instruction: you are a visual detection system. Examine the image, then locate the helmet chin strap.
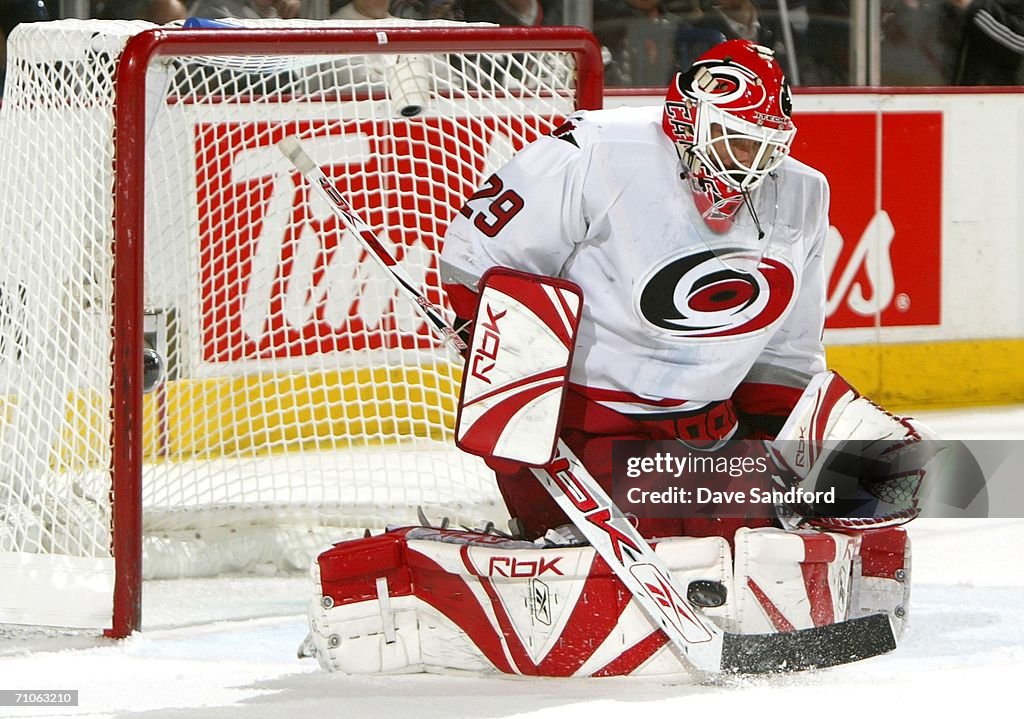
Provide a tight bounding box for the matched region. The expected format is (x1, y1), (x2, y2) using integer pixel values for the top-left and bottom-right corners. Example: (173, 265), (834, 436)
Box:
(741, 187), (766, 241)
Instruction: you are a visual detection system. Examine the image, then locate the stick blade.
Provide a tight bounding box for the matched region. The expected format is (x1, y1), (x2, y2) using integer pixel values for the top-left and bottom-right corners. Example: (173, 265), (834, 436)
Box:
(720, 614), (897, 674)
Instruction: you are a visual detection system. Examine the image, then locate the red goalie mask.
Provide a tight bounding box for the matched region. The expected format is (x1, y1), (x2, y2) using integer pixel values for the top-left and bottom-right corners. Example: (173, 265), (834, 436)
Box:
(662, 40), (796, 232)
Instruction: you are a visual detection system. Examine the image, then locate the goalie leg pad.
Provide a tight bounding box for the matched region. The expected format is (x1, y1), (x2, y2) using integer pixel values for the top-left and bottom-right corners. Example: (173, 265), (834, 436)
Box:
(733, 527), (861, 635)
(305, 525), (910, 675)
(305, 526), (733, 677)
(732, 525), (911, 638)
(851, 526), (912, 638)
(304, 531), (425, 674)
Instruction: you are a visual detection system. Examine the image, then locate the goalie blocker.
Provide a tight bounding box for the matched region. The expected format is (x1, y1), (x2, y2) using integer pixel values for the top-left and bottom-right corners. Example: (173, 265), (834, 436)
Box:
(454, 267), (583, 467)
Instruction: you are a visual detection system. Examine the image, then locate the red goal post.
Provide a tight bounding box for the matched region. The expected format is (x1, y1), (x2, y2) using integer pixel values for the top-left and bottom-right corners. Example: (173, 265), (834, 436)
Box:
(0, 19), (603, 638)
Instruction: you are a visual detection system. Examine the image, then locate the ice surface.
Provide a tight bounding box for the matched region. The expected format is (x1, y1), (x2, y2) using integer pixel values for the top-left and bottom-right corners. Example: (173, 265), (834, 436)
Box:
(1, 405), (1022, 718)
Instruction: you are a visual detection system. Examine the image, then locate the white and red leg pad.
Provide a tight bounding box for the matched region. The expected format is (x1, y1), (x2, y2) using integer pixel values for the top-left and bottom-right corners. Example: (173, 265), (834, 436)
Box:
(850, 526), (912, 637)
(306, 526), (732, 676)
(733, 527), (859, 635)
(732, 526), (910, 639)
(455, 267), (583, 466)
(304, 524), (910, 676)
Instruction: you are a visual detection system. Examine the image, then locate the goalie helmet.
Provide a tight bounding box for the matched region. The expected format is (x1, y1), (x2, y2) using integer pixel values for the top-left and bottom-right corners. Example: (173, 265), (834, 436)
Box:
(662, 40), (796, 232)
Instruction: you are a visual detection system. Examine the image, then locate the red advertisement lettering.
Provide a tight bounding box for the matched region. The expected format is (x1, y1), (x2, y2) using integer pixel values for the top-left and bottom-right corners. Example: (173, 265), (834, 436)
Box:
(791, 112), (941, 329)
(193, 117), (553, 361)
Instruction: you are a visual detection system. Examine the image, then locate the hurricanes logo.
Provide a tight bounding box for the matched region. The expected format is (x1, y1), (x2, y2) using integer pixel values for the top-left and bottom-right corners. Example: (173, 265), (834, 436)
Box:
(637, 249), (796, 338)
(684, 62), (765, 112)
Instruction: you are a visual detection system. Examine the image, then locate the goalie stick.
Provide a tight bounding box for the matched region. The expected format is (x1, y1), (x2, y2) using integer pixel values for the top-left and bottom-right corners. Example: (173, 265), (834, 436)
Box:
(277, 135), (897, 676)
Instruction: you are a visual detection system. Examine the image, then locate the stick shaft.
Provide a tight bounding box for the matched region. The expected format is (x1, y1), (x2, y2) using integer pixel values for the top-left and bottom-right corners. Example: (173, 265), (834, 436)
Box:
(278, 136), (467, 356)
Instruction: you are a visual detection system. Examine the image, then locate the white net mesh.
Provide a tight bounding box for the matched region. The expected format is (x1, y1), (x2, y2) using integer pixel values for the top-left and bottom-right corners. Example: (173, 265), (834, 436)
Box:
(0, 18), (587, 605)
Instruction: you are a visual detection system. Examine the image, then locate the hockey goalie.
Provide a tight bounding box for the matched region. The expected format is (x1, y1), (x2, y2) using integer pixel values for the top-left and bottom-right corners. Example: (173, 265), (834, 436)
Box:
(298, 40), (941, 677)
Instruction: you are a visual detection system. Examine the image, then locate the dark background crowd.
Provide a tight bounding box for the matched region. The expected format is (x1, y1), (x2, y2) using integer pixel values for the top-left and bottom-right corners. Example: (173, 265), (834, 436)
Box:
(3, 0), (1023, 97)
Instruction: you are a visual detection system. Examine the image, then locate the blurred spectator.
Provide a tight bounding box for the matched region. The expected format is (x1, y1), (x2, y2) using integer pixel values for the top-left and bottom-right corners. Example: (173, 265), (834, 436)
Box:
(801, 0), (851, 85)
(187, 0), (300, 19)
(181, 0), (300, 95)
(2, 0), (50, 27)
(464, 0), (542, 24)
(876, 0), (950, 85)
(949, 0), (1024, 84)
(538, 0), (567, 24)
(305, 1), (397, 93)
(754, 1), (807, 48)
(674, 24), (728, 71)
(97, 0), (188, 22)
(750, 0), (804, 79)
(663, 0), (703, 18)
(459, 2), (547, 92)
(331, 0), (393, 18)
(695, 0), (774, 44)
(1, 0), (52, 98)
(593, 0), (683, 86)
(390, 0), (465, 19)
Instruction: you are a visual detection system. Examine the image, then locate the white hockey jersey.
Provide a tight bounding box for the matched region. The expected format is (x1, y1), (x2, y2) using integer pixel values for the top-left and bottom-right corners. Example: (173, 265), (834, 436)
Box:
(440, 106), (829, 416)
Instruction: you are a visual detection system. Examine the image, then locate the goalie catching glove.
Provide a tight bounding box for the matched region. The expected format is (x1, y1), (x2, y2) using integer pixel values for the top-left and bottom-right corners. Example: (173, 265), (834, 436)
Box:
(767, 371), (941, 530)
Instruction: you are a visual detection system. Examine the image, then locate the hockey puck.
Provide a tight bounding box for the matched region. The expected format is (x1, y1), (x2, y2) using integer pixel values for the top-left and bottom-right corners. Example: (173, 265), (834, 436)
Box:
(687, 580), (728, 608)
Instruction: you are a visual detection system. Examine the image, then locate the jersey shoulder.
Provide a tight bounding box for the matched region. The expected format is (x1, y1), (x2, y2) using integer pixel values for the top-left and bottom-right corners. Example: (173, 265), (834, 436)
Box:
(555, 106), (666, 151)
(778, 155), (829, 192)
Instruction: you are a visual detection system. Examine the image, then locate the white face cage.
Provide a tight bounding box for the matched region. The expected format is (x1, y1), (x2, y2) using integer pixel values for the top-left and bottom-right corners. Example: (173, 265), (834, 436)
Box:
(690, 102), (796, 193)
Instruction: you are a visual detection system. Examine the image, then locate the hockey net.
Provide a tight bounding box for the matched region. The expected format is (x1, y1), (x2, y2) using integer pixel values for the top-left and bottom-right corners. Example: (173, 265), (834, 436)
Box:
(0, 18), (602, 635)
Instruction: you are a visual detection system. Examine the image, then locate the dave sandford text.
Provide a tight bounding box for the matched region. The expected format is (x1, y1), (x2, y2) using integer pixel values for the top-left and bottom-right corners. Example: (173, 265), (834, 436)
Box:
(619, 450), (836, 510)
